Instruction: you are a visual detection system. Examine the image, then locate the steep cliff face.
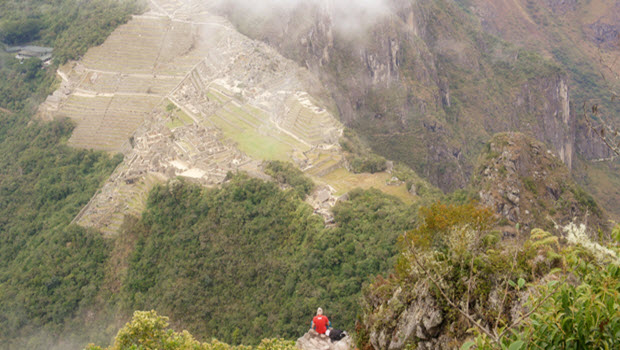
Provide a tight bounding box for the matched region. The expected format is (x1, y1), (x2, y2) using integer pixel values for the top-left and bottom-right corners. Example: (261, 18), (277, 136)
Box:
(466, 0), (619, 159)
(462, 0), (620, 219)
(212, 0), (583, 192)
(513, 74), (573, 169)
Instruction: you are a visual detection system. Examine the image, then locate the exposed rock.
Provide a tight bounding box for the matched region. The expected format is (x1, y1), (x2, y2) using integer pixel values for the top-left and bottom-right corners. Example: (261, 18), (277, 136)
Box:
(213, 0), (583, 193)
(589, 20), (619, 46)
(296, 330), (352, 350)
(543, 0), (578, 13)
(473, 132), (607, 234)
(307, 185), (338, 223)
(364, 281), (449, 350)
(408, 183), (417, 196)
(390, 285), (443, 349)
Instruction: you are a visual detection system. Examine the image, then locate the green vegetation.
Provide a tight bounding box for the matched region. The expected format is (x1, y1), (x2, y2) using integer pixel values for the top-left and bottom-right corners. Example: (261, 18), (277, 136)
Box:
(0, 113), (122, 347)
(2, 2), (617, 350)
(569, 185), (602, 217)
(0, 51), (56, 111)
(0, 1), (144, 347)
(86, 310), (297, 350)
(119, 176), (416, 344)
(492, 260), (619, 349)
(264, 161), (315, 198)
(0, 0), (145, 64)
(359, 201), (620, 350)
(208, 106), (302, 161)
(467, 226), (620, 349)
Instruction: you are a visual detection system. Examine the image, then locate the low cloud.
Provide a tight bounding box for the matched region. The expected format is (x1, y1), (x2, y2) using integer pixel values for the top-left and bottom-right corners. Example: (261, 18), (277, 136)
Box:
(216, 0), (393, 35)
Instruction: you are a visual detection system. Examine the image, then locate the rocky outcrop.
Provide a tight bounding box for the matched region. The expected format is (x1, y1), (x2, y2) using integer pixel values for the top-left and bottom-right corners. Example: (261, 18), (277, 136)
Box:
(362, 282), (452, 350)
(589, 20), (619, 46)
(543, 0), (578, 14)
(473, 132), (607, 233)
(306, 185), (339, 224)
(296, 330), (352, 350)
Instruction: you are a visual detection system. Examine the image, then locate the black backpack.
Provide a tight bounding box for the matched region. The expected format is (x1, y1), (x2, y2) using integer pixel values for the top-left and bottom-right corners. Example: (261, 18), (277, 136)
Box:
(328, 329), (347, 342)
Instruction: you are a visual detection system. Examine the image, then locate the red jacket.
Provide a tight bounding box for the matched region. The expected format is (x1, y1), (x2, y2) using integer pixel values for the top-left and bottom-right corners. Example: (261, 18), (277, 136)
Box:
(312, 315), (330, 334)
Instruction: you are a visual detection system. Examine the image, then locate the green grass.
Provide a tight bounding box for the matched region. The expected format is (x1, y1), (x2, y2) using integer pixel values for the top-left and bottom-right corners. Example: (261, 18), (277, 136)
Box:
(176, 109), (193, 124)
(207, 101), (311, 161)
(165, 118), (185, 129)
(318, 168), (415, 204)
(163, 99), (194, 129)
(234, 129), (293, 160)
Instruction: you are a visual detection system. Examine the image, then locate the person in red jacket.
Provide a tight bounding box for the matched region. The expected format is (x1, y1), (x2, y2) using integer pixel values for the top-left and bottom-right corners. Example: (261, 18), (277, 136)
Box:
(311, 307), (331, 335)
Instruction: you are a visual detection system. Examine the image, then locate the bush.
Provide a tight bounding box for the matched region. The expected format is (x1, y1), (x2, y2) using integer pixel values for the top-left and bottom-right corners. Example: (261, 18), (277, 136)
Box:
(86, 310), (297, 350)
(264, 160), (315, 198)
(0, 18), (43, 45)
(349, 153), (387, 174)
(339, 129), (388, 174)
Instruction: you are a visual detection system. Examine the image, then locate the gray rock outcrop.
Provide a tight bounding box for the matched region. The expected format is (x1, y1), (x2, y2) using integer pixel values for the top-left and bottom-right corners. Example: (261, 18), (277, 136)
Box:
(367, 283), (447, 350)
(296, 330), (352, 350)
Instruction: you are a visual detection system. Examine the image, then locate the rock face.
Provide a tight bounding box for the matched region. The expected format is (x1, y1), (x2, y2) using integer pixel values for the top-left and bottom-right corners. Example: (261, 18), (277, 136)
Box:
(296, 330), (352, 350)
(473, 132), (607, 234)
(362, 282), (452, 350)
(212, 0), (589, 193)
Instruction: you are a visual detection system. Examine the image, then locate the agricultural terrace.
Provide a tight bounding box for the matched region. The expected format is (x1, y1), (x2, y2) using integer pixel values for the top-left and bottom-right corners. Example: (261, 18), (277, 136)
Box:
(46, 0), (415, 235)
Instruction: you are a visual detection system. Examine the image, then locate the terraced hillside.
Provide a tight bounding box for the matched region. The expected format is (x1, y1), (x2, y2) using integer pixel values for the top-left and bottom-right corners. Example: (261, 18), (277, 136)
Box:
(41, 0), (415, 235)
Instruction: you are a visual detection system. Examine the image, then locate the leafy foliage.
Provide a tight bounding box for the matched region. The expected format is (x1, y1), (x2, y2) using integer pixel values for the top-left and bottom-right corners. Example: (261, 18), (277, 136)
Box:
(0, 113), (121, 346)
(398, 201), (494, 252)
(340, 129), (387, 174)
(361, 199), (619, 350)
(0, 2), (138, 346)
(0, 51), (56, 111)
(0, 18), (43, 45)
(359, 201), (614, 349)
(86, 310), (297, 350)
(470, 229), (620, 349)
(519, 263), (620, 349)
(263, 161), (315, 198)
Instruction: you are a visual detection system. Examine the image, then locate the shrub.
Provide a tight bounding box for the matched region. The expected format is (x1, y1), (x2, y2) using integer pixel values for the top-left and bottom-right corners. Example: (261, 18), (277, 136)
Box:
(85, 310), (297, 350)
(263, 161), (315, 198)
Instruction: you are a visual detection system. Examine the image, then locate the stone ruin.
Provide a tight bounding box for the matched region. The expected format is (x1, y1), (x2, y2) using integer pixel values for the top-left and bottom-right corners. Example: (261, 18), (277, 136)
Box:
(62, 0), (346, 235)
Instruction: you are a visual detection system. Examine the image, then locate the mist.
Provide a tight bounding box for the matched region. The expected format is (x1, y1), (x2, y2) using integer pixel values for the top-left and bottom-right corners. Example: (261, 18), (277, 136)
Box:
(214, 0), (394, 35)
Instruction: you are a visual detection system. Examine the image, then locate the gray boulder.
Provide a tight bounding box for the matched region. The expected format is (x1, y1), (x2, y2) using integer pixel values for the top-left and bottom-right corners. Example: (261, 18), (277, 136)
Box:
(296, 330), (353, 350)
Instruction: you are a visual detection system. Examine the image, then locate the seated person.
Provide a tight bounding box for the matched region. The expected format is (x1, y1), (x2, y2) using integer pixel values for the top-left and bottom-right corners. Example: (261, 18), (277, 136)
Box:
(311, 307), (330, 335)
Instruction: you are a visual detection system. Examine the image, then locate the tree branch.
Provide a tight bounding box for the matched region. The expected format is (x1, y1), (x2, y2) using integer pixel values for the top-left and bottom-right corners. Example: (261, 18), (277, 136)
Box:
(408, 248), (502, 346)
(498, 276), (567, 340)
(494, 250), (518, 332)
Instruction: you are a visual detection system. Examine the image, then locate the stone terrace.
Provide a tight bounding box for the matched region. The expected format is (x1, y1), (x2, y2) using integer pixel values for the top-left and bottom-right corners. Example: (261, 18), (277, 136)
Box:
(49, 0), (356, 234)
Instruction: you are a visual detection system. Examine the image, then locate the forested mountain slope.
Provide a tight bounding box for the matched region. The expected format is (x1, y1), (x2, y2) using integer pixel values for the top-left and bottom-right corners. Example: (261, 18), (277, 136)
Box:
(0, 1), (142, 348)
